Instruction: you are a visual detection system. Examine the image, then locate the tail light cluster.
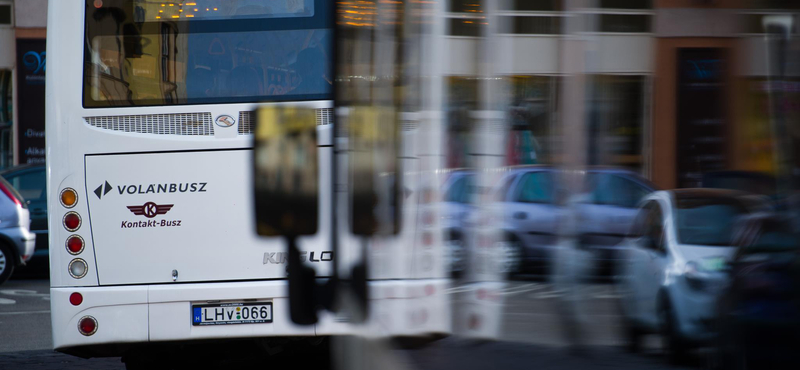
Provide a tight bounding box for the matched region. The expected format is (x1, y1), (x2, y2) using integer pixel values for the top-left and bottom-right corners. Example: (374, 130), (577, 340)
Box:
(60, 188), (88, 279)
(61, 188), (97, 336)
(418, 185), (439, 273)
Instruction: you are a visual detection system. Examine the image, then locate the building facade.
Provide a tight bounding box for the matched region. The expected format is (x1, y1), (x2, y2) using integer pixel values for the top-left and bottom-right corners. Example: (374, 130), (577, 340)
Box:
(443, 0), (800, 189)
(0, 0), (47, 170)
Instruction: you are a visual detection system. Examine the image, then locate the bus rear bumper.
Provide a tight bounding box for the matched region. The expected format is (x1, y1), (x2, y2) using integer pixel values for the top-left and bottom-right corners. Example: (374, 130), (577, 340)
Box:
(51, 280), (312, 354)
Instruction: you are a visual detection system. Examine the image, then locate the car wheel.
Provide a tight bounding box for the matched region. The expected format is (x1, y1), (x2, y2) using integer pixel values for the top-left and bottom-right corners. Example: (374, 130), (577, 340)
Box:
(446, 237), (466, 279)
(497, 238), (522, 278)
(0, 243), (15, 285)
(623, 318), (643, 353)
(658, 300), (688, 365)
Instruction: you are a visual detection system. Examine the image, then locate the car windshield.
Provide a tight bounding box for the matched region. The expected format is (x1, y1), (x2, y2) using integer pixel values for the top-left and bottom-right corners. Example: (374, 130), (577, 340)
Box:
(748, 220), (800, 252)
(675, 197), (749, 246)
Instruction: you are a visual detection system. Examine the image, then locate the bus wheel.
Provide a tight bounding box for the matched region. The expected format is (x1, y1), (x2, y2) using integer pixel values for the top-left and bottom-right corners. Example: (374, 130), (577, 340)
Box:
(0, 243), (15, 285)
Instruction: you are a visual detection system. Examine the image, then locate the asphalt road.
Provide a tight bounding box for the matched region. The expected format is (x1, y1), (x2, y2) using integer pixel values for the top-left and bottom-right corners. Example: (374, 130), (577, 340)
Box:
(0, 278), (703, 370)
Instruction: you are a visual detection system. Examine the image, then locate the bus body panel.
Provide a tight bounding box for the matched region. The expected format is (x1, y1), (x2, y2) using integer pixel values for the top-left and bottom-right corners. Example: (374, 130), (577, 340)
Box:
(84, 148), (332, 285)
(51, 286), (149, 350)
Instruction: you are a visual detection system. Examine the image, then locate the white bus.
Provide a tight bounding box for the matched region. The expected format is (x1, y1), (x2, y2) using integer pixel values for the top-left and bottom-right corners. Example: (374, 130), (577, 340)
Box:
(47, 0), (451, 365)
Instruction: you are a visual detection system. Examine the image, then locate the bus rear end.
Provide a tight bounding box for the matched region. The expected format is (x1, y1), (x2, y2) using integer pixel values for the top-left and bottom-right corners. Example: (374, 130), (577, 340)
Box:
(46, 0), (335, 360)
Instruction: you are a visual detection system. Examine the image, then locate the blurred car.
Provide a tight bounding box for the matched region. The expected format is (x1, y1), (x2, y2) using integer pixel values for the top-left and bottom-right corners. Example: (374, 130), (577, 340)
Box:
(0, 175), (36, 284)
(441, 169), (474, 277)
(715, 213), (800, 369)
(491, 166), (656, 278)
(617, 189), (767, 364)
(0, 164), (48, 275)
(577, 168), (658, 278)
(493, 166), (562, 277)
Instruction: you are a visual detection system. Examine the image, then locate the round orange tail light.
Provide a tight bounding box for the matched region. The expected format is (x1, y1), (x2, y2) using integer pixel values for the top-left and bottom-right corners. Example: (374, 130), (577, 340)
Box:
(60, 188), (78, 208)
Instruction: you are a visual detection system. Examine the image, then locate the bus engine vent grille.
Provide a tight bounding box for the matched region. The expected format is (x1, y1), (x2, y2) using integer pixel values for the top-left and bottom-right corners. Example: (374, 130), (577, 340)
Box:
(85, 113), (214, 136)
(238, 108), (334, 135)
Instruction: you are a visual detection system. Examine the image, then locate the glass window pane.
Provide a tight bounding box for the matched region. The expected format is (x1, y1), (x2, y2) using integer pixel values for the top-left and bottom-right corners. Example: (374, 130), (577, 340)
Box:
(599, 14), (651, 33)
(132, 0), (316, 22)
(509, 16), (560, 35)
(600, 0), (652, 9)
(446, 177), (466, 203)
(84, 0), (333, 107)
(449, 18), (482, 36)
(593, 174), (649, 208)
(510, 0), (561, 11)
(0, 5), (11, 25)
(589, 75), (645, 169)
(675, 198), (749, 246)
(516, 172), (555, 204)
(507, 76), (557, 165)
(5, 170), (45, 201)
(450, 0), (483, 13)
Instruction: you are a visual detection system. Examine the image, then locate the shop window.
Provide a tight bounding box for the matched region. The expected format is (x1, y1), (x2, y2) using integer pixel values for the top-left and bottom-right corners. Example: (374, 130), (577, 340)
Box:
(599, 14), (651, 33)
(450, 0), (482, 13)
(450, 18), (483, 37)
(507, 76), (559, 165)
(748, 0), (800, 9)
(502, 16), (561, 34)
(600, 0), (652, 9)
(588, 75), (646, 171)
(0, 5), (11, 25)
(509, 0), (562, 11)
(446, 77), (479, 168)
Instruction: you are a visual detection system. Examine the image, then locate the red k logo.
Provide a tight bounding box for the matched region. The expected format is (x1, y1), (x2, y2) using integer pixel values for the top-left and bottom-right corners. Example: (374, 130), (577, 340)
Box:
(127, 202), (174, 218)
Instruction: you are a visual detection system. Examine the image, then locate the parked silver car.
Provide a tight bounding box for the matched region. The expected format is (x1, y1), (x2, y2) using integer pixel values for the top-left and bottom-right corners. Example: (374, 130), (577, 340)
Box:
(0, 176), (36, 284)
(495, 166), (657, 277)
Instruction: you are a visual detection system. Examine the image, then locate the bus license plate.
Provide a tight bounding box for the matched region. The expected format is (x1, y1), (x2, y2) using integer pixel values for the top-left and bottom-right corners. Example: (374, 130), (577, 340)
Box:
(192, 302), (273, 326)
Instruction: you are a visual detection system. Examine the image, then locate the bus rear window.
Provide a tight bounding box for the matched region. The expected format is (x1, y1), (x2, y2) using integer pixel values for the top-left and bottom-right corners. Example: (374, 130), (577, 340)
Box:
(84, 0), (332, 108)
(132, 1), (315, 22)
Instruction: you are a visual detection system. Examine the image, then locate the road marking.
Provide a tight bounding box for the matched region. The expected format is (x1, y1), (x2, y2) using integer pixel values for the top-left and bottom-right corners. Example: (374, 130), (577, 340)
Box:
(0, 298), (15, 305)
(499, 283), (545, 296)
(505, 312), (620, 318)
(1, 289), (47, 296)
(0, 310), (50, 315)
(445, 286), (473, 294)
(0, 289), (50, 301)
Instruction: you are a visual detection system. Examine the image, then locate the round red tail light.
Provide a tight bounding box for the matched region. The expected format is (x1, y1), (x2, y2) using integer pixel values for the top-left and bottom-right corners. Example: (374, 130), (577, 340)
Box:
(63, 212), (81, 231)
(422, 232), (433, 246)
(78, 316), (97, 336)
(69, 292), (83, 306)
(66, 235), (85, 255)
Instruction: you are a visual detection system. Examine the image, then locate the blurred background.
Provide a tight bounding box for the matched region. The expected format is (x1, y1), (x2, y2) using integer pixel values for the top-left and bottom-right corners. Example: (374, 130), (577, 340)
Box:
(2, 0), (800, 369)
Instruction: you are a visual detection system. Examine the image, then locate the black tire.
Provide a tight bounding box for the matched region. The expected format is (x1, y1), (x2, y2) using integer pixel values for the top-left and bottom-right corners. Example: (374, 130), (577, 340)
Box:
(447, 236), (466, 279)
(658, 300), (688, 365)
(0, 243), (15, 285)
(500, 237), (523, 279)
(623, 318), (643, 353)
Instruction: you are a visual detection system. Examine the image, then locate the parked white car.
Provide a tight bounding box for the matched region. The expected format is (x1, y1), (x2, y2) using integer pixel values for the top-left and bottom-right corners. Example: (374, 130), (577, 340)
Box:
(0, 176), (36, 284)
(617, 189), (767, 364)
